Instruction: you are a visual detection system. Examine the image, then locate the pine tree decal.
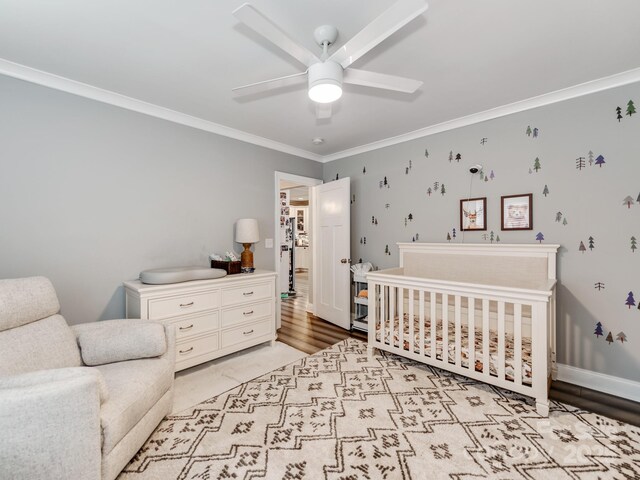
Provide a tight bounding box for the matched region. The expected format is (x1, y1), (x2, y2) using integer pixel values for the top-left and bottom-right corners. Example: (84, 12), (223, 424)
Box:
(406, 167), (409, 175)
(616, 332), (627, 343)
(606, 332), (614, 344)
(408, 213), (413, 221)
(434, 182), (439, 191)
(543, 185), (550, 197)
(490, 231), (495, 243)
(335, 173), (339, 180)
(448, 151), (453, 163)
(588, 236), (595, 250)
(616, 106), (623, 122)
(579, 241), (586, 253)
(533, 157), (541, 172)
(555, 212), (563, 222)
(441, 184), (446, 195)
(623, 196), (635, 208)
(594, 282), (605, 291)
(533, 127), (539, 138)
(416, 233), (419, 241)
(625, 291), (636, 309)
(385, 244), (389, 255)
(535, 232), (544, 243)
(526, 125), (532, 136)
(594, 322), (604, 337)
(427, 187), (432, 196)
(363, 166), (366, 174)
(594, 155), (606, 167)
(632, 236), (637, 253)
(383, 176), (388, 187)
(425, 149), (429, 158)
(576, 157), (585, 170)
(452, 228), (456, 239)
(588, 150), (594, 166)
(490, 170), (495, 180)
(627, 99), (636, 117)
(455, 153), (462, 162)
(496, 235), (501, 243)
(446, 233), (451, 242)
(562, 217), (568, 226)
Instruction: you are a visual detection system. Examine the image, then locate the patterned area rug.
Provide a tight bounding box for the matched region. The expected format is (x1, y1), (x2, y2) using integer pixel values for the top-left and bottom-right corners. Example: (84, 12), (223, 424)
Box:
(120, 339), (640, 479)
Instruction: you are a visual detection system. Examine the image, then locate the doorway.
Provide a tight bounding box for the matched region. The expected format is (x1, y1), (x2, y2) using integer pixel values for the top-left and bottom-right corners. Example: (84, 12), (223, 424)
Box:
(274, 172), (322, 329)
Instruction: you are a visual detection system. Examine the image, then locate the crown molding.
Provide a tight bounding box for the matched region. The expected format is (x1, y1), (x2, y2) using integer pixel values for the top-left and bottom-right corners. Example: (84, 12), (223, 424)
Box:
(2, 58), (639, 164)
(321, 66), (640, 163)
(0, 58), (323, 162)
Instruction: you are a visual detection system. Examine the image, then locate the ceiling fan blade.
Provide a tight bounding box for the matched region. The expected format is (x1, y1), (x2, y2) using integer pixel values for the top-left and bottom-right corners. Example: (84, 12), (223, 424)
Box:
(329, 0), (428, 69)
(232, 71), (307, 97)
(344, 68), (422, 93)
(233, 3), (320, 68)
(316, 103), (332, 119)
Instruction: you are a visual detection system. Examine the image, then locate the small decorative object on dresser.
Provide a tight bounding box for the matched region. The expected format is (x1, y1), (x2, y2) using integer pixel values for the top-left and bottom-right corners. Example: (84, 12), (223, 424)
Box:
(235, 218), (260, 273)
(124, 270), (276, 372)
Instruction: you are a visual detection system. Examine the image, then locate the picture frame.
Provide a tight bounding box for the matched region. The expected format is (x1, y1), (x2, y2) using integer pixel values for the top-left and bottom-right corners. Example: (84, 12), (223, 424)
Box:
(460, 197), (487, 231)
(501, 193), (533, 230)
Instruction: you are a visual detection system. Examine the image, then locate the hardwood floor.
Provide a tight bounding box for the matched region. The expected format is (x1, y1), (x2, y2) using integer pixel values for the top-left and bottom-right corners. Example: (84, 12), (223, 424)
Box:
(277, 277), (366, 355)
(278, 274), (639, 426)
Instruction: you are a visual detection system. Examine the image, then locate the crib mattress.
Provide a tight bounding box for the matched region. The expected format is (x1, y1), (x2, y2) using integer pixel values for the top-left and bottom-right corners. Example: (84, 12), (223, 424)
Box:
(375, 314), (532, 385)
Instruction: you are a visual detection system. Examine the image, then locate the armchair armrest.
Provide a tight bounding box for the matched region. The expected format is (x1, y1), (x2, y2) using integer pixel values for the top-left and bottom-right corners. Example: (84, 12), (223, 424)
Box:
(72, 319), (174, 367)
(0, 369), (103, 480)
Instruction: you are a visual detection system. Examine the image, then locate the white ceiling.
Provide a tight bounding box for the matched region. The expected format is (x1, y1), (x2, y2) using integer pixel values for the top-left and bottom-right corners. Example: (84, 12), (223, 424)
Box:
(1, 0), (639, 159)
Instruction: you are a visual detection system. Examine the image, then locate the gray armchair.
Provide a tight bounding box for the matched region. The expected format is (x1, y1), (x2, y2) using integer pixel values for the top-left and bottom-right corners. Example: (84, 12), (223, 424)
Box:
(0, 277), (175, 480)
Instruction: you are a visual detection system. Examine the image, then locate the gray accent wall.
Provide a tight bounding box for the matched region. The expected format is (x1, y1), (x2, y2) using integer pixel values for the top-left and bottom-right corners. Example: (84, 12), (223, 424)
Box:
(0, 76), (322, 325)
(323, 83), (640, 382)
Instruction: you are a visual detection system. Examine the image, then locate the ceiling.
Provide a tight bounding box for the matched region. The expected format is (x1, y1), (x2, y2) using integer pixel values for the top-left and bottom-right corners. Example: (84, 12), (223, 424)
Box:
(1, 0), (639, 160)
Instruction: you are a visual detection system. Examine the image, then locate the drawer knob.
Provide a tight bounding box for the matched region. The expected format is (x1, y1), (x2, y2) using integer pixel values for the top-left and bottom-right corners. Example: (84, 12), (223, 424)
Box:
(243, 310), (254, 316)
(179, 302), (194, 308)
(179, 347), (194, 355)
(243, 291), (254, 296)
(243, 329), (254, 335)
(179, 324), (194, 331)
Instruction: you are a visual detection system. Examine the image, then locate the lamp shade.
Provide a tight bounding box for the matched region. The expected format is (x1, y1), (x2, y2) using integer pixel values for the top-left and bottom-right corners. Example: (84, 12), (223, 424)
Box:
(235, 218), (260, 244)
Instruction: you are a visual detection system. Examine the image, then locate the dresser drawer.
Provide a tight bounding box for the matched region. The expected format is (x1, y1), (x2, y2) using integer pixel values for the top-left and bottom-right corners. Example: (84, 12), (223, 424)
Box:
(166, 311), (219, 340)
(175, 332), (219, 362)
(148, 290), (219, 319)
(221, 318), (272, 349)
(221, 300), (272, 328)
(222, 282), (271, 306)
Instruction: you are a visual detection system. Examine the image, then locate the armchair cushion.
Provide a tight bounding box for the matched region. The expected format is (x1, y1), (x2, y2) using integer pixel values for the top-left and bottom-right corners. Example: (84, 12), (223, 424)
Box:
(0, 276), (60, 331)
(73, 319), (167, 366)
(0, 314), (82, 376)
(0, 367), (109, 403)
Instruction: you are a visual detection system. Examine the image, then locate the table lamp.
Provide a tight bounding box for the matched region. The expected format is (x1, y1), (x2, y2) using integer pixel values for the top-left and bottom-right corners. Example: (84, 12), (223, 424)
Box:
(235, 218), (260, 273)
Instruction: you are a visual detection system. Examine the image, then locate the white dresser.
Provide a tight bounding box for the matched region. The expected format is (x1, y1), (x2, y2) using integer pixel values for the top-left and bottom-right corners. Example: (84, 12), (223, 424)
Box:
(124, 270), (277, 372)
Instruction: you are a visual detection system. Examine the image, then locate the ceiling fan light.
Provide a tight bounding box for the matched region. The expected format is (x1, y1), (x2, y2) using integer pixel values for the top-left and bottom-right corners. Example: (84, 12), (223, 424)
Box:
(308, 61), (343, 104)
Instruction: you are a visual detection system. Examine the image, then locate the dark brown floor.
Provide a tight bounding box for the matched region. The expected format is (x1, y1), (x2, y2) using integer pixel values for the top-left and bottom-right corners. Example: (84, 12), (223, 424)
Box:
(277, 277), (640, 427)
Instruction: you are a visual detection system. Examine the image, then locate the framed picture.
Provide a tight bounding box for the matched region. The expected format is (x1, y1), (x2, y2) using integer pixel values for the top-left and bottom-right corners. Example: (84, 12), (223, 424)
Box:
(501, 193), (533, 230)
(460, 197), (487, 231)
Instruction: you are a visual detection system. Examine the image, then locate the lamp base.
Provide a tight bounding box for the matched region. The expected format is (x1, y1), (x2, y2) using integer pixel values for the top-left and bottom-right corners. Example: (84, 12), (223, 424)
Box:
(240, 243), (254, 273)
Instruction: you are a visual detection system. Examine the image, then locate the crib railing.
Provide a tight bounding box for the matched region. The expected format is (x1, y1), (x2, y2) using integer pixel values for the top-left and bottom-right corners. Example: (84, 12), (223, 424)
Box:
(367, 275), (556, 413)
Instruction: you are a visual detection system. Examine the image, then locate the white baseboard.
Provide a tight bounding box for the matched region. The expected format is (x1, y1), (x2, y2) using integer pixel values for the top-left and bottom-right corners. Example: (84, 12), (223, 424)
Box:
(306, 303), (315, 315)
(556, 364), (640, 403)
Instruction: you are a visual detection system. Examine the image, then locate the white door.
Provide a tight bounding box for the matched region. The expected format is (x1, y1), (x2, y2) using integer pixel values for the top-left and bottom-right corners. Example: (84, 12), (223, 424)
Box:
(312, 177), (351, 330)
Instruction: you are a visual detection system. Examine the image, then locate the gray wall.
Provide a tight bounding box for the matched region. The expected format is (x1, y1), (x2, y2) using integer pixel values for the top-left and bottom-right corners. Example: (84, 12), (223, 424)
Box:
(323, 83), (640, 382)
(0, 75), (322, 325)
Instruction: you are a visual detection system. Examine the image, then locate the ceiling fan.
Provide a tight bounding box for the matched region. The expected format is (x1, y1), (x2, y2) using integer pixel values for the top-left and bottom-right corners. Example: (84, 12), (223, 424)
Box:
(232, 0), (428, 119)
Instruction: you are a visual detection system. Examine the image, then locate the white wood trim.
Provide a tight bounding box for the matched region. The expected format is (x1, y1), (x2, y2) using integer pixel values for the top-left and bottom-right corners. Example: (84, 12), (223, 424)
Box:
(557, 364), (640, 403)
(3, 58), (640, 164)
(321, 67), (640, 163)
(0, 58), (322, 162)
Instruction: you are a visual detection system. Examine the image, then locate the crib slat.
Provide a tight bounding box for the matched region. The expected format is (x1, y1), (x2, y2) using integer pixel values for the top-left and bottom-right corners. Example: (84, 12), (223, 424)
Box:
(482, 299), (489, 375)
(442, 293), (449, 363)
(468, 297), (475, 373)
(369, 282), (376, 346)
(389, 285), (396, 348)
(498, 301), (506, 381)
(380, 285), (385, 346)
(408, 289), (415, 353)
(455, 295), (462, 367)
(398, 287), (404, 350)
(430, 292), (436, 359)
(514, 303), (523, 386)
(419, 290), (425, 356)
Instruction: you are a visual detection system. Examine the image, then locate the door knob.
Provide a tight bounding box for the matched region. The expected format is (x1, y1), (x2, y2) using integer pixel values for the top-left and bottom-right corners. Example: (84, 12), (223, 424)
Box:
(340, 258), (351, 264)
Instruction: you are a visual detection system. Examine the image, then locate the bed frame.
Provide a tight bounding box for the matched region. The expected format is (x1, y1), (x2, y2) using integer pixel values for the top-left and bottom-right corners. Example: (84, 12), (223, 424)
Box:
(366, 243), (559, 415)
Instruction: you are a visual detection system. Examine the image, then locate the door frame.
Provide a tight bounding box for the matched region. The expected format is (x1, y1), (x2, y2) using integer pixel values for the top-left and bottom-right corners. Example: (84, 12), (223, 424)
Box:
(274, 171), (322, 329)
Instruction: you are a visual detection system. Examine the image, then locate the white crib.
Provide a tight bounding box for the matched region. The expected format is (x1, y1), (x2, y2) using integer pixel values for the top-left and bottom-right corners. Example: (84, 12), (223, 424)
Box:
(366, 243), (559, 415)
